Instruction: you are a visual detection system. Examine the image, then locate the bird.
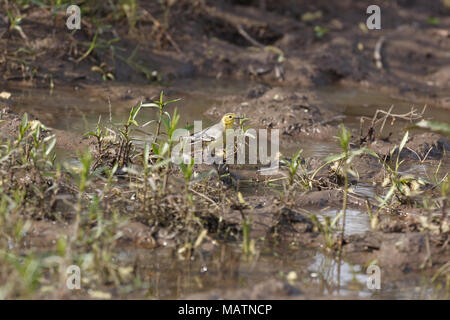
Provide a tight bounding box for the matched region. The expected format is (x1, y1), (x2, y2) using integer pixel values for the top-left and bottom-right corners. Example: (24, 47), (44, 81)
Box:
(183, 113), (243, 151)
(179, 113), (244, 179)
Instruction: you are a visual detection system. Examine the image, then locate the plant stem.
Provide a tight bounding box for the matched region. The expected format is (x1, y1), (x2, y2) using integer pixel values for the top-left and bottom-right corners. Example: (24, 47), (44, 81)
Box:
(339, 166), (348, 251)
(155, 108), (163, 145)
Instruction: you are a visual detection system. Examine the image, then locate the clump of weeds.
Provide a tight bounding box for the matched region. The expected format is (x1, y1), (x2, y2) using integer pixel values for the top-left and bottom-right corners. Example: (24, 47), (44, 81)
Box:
(377, 131), (430, 209)
(279, 149), (313, 204)
(0, 90), (242, 298)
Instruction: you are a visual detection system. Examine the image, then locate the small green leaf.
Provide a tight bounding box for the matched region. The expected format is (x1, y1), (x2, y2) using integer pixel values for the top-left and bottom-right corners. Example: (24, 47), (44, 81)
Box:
(45, 139), (56, 156)
(323, 152), (345, 163)
(399, 131), (409, 153)
(141, 103), (159, 108)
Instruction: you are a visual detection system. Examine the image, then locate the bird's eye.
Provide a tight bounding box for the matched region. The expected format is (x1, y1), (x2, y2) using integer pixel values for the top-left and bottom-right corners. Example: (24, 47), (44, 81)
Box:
(229, 115), (233, 118)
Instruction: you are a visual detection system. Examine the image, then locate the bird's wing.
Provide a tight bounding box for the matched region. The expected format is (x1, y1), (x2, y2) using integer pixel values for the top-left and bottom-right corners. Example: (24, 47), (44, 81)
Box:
(185, 124), (222, 143)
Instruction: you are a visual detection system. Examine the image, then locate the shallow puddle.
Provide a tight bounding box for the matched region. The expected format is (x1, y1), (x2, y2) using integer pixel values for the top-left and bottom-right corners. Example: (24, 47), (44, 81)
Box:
(317, 85), (450, 128)
(318, 208), (371, 236)
(4, 78), (251, 135)
(115, 241), (445, 299)
(3, 79), (449, 299)
(6, 79), (449, 157)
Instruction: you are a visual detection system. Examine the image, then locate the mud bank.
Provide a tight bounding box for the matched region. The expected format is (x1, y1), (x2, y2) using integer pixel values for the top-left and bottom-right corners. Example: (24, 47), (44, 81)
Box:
(2, 1), (449, 108)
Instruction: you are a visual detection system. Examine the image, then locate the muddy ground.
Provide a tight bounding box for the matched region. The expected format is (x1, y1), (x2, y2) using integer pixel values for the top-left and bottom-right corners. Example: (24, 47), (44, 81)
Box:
(0, 0), (449, 299)
(2, 1), (450, 107)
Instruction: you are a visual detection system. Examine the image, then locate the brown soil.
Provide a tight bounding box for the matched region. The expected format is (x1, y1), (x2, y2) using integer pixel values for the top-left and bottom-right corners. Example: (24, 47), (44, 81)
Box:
(1, 0), (449, 299)
(2, 1), (449, 108)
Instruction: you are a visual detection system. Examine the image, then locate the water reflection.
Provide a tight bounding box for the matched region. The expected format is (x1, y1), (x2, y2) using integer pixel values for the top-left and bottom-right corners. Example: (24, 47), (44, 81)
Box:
(319, 209), (371, 236)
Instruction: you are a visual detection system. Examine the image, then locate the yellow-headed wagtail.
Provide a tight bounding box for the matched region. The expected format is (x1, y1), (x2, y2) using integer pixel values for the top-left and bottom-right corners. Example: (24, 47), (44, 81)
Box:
(184, 113), (243, 150)
(182, 113), (245, 181)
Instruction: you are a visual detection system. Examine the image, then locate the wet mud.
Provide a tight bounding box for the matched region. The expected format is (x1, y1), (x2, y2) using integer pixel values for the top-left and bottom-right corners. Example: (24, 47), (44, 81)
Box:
(0, 0), (449, 299)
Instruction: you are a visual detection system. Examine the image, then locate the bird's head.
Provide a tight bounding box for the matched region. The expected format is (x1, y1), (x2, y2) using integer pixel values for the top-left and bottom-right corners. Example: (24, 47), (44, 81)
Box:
(221, 113), (243, 127)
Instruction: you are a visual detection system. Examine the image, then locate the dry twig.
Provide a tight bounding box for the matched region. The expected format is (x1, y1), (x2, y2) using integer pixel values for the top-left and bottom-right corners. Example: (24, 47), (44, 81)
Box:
(360, 105), (427, 142)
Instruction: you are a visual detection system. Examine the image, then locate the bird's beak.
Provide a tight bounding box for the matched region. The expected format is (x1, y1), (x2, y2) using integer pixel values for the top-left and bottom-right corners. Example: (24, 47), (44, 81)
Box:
(233, 116), (244, 120)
